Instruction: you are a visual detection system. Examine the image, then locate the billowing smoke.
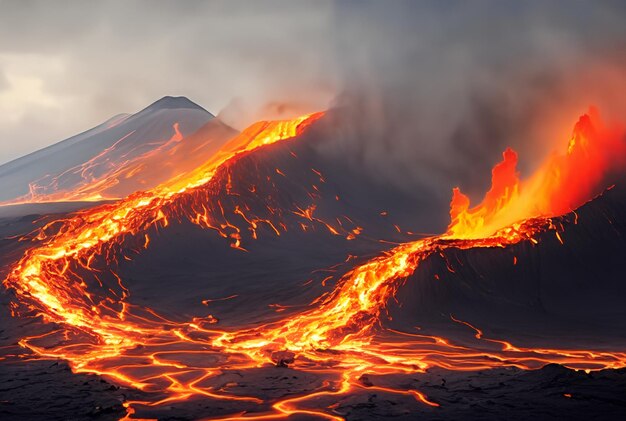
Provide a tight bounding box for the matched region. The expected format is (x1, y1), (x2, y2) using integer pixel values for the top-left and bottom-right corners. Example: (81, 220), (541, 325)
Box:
(2, 0), (626, 211)
(316, 1), (626, 206)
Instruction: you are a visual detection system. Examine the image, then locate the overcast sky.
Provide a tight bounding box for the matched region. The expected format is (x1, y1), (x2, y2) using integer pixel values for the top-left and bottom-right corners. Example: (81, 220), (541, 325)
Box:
(0, 0), (339, 164)
(1, 0), (626, 179)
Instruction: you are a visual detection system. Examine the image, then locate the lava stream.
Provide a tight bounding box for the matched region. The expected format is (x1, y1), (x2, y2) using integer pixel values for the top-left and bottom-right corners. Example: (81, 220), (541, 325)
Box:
(3, 109), (626, 420)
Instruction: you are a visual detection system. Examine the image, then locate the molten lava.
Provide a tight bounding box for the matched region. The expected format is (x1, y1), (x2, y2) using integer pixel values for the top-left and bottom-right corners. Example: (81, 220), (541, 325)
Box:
(447, 108), (626, 239)
(3, 109), (626, 420)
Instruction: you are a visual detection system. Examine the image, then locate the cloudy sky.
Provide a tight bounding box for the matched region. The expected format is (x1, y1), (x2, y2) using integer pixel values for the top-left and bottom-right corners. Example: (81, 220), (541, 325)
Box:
(1, 0), (625, 183)
(0, 0), (338, 163)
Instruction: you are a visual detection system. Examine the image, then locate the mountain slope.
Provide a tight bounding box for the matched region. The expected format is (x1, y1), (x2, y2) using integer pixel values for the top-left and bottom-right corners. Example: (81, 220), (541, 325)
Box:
(386, 183), (626, 346)
(0, 96), (236, 203)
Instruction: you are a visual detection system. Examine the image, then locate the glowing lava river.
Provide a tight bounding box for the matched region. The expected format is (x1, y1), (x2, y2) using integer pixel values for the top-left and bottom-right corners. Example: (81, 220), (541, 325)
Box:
(3, 109), (626, 420)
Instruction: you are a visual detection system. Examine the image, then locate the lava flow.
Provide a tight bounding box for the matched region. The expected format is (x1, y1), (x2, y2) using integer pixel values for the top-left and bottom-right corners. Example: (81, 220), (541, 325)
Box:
(3, 109), (626, 420)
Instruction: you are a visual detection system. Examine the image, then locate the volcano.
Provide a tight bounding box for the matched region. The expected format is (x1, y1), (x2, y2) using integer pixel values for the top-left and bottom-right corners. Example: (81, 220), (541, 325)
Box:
(0, 99), (625, 421)
(0, 96), (235, 206)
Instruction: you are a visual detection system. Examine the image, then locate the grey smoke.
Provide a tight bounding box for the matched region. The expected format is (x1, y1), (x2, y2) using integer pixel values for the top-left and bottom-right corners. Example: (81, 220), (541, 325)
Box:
(324, 1), (626, 203)
(1, 0), (625, 205)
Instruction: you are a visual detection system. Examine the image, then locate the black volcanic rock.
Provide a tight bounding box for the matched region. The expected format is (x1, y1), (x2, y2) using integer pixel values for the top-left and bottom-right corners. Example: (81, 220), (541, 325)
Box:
(113, 112), (440, 323)
(387, 183), (626, 347)
(0, 359), (129, 421)
(330, 365), (626, 421)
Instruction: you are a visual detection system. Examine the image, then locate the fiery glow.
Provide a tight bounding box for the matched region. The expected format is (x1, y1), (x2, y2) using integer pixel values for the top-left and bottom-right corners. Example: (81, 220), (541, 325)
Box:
(447, 108), (626, 239)
(3, 109), (626, 420)
(4, 112), (325, 330)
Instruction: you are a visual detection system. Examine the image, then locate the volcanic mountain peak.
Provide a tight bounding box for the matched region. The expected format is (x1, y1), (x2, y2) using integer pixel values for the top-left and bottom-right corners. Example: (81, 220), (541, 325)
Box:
(0, 95), (221, 204)
(138, 96), (213, 116)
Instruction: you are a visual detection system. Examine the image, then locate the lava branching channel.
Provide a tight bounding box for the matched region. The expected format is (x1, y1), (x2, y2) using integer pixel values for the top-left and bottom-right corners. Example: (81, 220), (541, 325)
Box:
(3, 109), (626, 420)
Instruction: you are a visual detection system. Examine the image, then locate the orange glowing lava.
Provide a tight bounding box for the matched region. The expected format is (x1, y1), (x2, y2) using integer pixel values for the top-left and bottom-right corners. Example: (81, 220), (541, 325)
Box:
(447, 108), (626, 239)
(2, 109), (626, 420)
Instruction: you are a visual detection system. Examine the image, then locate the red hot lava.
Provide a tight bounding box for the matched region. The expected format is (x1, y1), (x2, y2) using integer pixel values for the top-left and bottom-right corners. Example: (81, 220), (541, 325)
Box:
(3, 109), (626, 420)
